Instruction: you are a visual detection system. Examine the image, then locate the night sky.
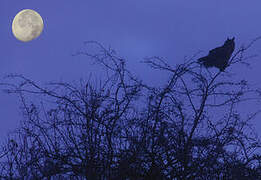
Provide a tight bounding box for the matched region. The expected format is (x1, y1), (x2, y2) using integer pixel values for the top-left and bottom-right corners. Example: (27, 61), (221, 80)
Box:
(1, 1), (261, 142)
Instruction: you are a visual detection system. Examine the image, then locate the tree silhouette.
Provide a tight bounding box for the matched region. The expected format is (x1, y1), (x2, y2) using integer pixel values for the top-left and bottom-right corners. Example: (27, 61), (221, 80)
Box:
(0, 39), (261, 179)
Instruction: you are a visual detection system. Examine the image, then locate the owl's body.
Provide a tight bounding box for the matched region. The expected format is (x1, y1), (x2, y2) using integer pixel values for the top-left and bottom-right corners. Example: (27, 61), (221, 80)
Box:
(198, 37), (235, 71)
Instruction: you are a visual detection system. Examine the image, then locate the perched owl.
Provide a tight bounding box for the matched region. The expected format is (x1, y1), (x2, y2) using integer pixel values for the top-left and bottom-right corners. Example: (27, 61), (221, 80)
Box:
(198, 37), (235, 71)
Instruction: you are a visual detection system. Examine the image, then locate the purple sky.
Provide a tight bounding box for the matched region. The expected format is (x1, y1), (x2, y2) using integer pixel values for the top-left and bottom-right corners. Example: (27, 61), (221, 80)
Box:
(1, 1), (261, 141)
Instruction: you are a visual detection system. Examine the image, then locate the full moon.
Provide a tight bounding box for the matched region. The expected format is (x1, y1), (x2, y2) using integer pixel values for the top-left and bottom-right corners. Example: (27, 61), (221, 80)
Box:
(12, 9), (44, 42)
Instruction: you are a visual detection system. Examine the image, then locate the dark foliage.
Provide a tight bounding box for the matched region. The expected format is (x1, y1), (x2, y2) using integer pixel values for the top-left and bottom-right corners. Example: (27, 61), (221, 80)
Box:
(0, 39), (261, 179)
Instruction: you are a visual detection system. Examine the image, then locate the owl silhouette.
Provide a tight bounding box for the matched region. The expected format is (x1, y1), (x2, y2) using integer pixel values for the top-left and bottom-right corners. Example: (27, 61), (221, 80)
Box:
(198, 37), (235, 71)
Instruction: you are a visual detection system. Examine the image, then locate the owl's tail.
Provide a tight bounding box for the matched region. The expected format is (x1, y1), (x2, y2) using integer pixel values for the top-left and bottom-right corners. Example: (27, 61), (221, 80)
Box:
(198, 56), (214, 68)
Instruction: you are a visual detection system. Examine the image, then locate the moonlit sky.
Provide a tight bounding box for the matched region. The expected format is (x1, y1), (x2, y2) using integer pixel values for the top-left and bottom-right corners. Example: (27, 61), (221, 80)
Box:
(1, 1), (261, 143)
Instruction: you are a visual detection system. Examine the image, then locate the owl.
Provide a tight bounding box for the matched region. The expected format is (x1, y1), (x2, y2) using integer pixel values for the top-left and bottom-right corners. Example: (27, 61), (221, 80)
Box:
(198, 37), (235, 71)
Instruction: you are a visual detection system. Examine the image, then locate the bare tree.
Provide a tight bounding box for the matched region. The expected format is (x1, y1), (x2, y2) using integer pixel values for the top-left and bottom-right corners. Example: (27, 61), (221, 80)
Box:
(0, 39), (261, 179)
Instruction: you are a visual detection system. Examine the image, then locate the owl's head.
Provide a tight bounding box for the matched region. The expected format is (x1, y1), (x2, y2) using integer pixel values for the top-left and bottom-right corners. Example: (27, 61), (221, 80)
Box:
(224, 37), (235, 50)
(225, 37), (235, 43)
